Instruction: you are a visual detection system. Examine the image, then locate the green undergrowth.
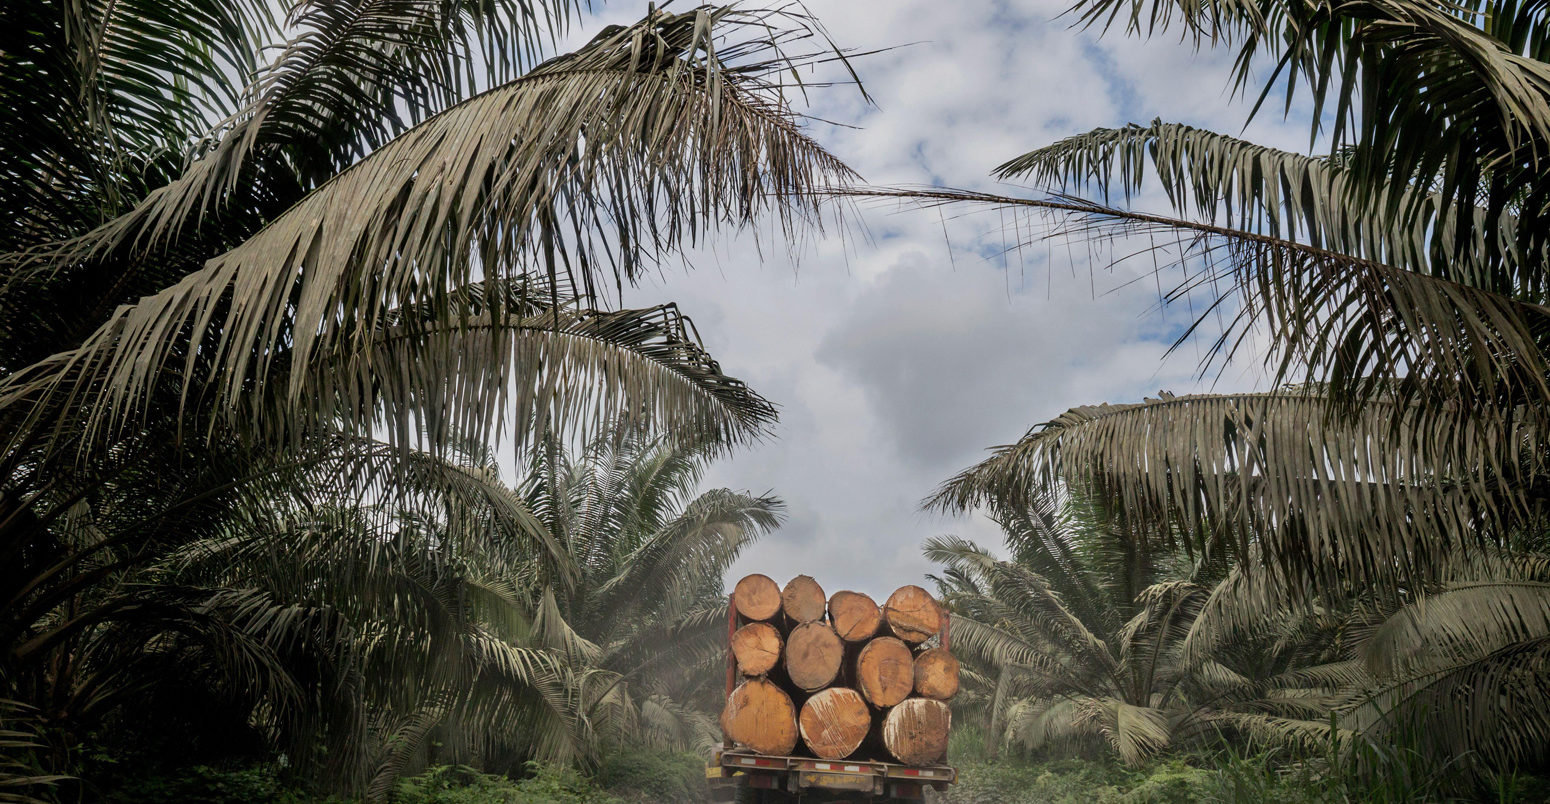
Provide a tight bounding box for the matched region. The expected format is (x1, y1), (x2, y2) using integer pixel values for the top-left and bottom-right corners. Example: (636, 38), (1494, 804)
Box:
(941, 753), (1550, 804)
(940, 724), (1550, 803)
(89, 749), (708, 804)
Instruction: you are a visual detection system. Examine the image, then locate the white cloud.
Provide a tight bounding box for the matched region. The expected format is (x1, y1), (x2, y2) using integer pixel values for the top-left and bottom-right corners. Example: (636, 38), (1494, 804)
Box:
(577, 0), (1294, 599)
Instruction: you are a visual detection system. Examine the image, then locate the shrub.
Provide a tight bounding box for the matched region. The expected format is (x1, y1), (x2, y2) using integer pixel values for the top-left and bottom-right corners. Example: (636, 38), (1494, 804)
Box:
(394, 763), (620, 804)
(99, 763), (325, 804)
(595, 749), (706, 803)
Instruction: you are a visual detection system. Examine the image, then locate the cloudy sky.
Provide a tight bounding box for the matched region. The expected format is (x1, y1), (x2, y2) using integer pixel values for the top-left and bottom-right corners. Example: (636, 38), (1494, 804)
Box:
(570, 1), (1317, 597)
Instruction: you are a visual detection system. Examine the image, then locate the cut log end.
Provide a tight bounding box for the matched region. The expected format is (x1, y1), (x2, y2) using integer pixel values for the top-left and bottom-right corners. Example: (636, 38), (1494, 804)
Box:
(733, 573), (782, 621)
(882, 698), (951, 766)
(883, 585), (941, 644)
(799, 687), (871, 760)
(855, 636), (914, 708)
(781, 574), (827, 623)
(731, 621), (783, 677)
(828, 590), (882, 642)
(721, 678), (798, 756)
(913, 648), (960, 700)
(785, 621), (845, 691)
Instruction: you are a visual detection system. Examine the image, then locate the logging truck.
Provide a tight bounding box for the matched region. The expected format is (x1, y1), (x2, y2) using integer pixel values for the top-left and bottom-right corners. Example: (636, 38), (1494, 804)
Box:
(709, 575), (958, 803)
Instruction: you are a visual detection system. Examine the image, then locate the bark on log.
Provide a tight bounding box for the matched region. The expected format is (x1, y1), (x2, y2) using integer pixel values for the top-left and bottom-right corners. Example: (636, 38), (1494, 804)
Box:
(784, 621), (845, 691)
(721, 678), (798, 756)
(781, 574), (827, 624)
(855, 636), (914, 708)
(883, 585), (941, 644)
(798, 687), (871, 760)
(733, 573), (782, 621)
(731, 622), (783, 677)
(882, 698), (951, 765)
(912, 648), (960, 700)
(828, 590), (882, 643)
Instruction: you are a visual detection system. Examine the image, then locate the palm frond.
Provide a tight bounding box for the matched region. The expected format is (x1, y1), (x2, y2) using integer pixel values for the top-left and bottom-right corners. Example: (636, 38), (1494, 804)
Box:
(925, 536), (1119, 675)
(1362, 580), (1550, 678)
(1343, 635), (1550, 774)
(0, 701), (70, 803)
(1077, 696), (1171, 765)
(840, 187), (1550, 425)
(926, 388), (1536, 589)
(994, 120), (1533, 281)
(1196, 711), (1346, 754)
(589, 488), (781, 632)
(4, 6), (855, 458)
(33, 0), (581, 267)
(1063, 0), (1550, 265)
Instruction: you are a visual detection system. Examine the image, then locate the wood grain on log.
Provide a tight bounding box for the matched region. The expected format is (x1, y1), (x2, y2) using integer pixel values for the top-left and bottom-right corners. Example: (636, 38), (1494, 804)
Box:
(883, 585), (941, 643)
(855, 636), (914, 708)
(730, 622), (782, 677)
(882, 698), (951, 765)
(733, 573), (781, 621)
(785, 621), (845, 691)
(912, 648), (960, 700)
(720, 678), (798, 756)
(798, 687), (871, 760)
(828, 590), (882, 642)
(781, 574), (827, 623)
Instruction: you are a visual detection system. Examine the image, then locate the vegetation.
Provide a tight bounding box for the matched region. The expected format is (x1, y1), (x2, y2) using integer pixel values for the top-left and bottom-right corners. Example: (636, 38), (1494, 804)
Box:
(0, 0), (846, 799)
(897, 0), (1550, 792)
(4, 0), (1550, 799)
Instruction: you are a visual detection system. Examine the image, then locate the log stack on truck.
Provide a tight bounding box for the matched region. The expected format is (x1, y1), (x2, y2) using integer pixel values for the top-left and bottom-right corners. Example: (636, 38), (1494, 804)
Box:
(712, 574), (957, 802)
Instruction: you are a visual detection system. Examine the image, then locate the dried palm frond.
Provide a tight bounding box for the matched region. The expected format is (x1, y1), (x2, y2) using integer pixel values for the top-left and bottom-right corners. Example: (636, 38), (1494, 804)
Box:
(2, 6), (854, 460)
(995, 120), (1536, 283)
(839, 188), (1550, 426)
(926, 388), (1538, 589)
(1064, 0), (1550, 267)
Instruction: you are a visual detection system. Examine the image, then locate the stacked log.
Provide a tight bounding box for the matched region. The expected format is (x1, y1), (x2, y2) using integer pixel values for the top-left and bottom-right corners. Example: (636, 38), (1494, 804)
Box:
(719, 575), (957, 766)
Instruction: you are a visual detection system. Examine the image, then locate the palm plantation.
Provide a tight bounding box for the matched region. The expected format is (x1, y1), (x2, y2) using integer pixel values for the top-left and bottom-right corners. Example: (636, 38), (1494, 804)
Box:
(4, 0), (1550, 800)
(1, 0), (848, 798)
(903, 0), (1550, 791)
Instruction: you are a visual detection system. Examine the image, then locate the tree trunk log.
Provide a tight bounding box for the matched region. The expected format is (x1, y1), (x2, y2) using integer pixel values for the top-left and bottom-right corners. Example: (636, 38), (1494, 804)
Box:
(731, 621), (783, 677)
(912, 648), (960, 701)
(855, 636), (914, 708)
(883, 585), (941, 644)
(721, 678), (798, 756)
(784, 621), (845, 691)
(798, 687), (871, 760)
(828, 590), (881, 642)
(733, 573), (782, 621)
(781, 574), (826, 624)
(882, 698), (951, 765)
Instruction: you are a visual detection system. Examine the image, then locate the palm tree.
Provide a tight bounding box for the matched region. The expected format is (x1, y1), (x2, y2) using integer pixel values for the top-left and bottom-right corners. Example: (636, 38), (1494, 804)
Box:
(931, 390), (1550, 778)
(517, 428), (785, 753)
(877, 8), (1550, 766)
(33, 423), (783, 799)
(0, 1), (855, 794)
(927, 492), (1351, 766)
(842, 0), (1550, 591)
